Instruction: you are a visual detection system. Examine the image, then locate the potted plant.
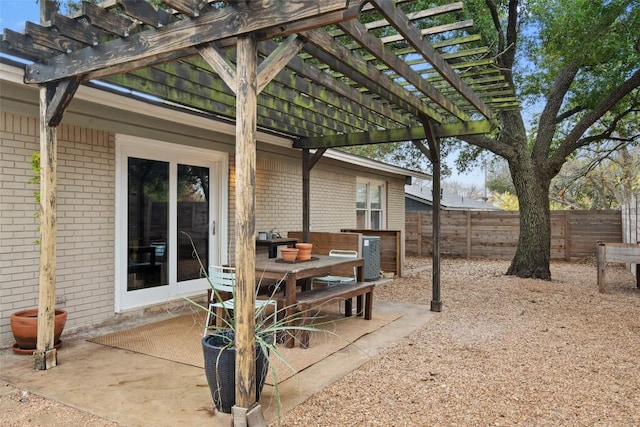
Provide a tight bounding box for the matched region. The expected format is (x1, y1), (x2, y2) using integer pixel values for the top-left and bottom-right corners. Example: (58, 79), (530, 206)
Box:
(182, 233), (322, 419)
(10, 152), (68, 355)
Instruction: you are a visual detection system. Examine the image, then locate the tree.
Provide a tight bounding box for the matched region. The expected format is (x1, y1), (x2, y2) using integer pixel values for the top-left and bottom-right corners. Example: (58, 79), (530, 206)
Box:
(550, 143), (640, 209)
(455, 0), (640, 279)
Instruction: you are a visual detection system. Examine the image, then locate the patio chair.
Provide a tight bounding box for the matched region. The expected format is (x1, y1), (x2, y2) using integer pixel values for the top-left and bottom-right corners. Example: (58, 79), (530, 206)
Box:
(310, 249), (359, 314)
(204, 265), (277, 337)
(310, 249), (359, 288)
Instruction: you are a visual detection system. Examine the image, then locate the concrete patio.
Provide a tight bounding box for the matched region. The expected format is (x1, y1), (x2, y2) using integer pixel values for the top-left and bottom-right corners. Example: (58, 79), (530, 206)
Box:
(0, 300), (435, 426)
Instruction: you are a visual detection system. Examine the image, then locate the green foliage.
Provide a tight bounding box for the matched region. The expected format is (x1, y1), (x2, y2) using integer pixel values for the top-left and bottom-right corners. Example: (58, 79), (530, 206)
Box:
(521, 0), (639, 105)
(27, 151), (41, 206)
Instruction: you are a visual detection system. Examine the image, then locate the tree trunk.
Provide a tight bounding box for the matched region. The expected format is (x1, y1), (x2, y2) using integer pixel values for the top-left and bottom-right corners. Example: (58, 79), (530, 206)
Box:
(506, 157), (552, 280)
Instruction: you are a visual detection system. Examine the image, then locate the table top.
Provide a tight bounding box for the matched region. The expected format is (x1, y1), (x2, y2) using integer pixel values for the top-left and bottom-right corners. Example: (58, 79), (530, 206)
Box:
(255, 254), (363, 276)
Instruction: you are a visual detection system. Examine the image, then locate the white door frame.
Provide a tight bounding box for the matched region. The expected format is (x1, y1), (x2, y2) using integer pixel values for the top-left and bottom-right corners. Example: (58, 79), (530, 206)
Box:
(114, 134), (228, 312)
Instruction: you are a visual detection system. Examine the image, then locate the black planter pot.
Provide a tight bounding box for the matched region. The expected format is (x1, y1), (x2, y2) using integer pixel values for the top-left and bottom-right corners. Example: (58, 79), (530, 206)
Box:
(201, 332), (270, 414)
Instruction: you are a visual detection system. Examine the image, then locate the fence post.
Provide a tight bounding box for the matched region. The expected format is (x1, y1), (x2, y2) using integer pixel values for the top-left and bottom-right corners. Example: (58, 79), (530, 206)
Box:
(596, 241), (606, 293)
(417, 211), (422, 256)
(466, 210), (471, 258)
(564, 211), (571, 261)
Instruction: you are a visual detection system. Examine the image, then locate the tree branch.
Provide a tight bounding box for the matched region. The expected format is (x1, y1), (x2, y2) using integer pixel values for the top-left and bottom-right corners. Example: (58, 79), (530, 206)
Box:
(555, 105), (585, 123)
(484, 0), (505, 56)
(550, 70), (640, 168)
(534, 65), (579, 160)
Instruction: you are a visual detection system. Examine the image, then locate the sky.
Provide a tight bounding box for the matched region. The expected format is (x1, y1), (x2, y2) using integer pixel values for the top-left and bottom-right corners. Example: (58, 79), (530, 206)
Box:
(0, 0), (487, 188)
(0, 0), (40, 32)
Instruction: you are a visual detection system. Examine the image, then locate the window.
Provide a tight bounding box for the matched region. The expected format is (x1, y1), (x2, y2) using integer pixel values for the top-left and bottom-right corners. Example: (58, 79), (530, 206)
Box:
(356, 180), (385, 229)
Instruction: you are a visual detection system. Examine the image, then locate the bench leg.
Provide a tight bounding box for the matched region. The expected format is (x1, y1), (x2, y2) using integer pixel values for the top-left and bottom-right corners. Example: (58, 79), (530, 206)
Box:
(364, 290), (372, 320)
(344, 298), (353, 317)
(356, 295), (364, 316)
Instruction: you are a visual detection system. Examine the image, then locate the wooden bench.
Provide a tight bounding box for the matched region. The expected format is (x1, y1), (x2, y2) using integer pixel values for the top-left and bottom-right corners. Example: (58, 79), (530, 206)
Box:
(596, 242), (640, 293)
(295, 281), (374, 348)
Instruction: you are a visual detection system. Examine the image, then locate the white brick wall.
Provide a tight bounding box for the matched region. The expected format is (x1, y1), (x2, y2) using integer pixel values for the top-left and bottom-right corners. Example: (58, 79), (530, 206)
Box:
(229, 156), (359, 260)
(1, 110), (408, 348)
(0, 112), (115, 347)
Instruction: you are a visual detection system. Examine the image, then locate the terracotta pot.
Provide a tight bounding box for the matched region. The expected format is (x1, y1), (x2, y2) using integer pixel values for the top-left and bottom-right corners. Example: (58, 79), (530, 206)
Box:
(280, 248), (299, 262)
(295, 243), (313, 260)
(10, 308), (67, 354)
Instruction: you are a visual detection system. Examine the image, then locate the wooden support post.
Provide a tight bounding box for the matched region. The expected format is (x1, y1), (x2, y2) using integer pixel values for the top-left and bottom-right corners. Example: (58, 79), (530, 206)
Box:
(421, 116), (442, 312)
(234, 33), (258, 412)
(34, 83), (58, 370)
(302, 149), (311, 243)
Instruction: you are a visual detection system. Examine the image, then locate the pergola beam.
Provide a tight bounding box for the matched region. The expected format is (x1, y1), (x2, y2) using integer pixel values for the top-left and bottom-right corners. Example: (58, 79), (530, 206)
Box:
(24, 0), (350, 83)
(295, 120), (495, 148)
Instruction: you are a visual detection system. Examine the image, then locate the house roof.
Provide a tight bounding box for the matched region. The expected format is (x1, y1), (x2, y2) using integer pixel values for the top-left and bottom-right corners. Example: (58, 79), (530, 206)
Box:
(405, 184), (500, 210)
(1, 1), (518, 146)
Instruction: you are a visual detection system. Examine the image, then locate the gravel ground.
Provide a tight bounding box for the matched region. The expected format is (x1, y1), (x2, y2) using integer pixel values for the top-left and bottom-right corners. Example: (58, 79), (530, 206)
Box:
(2, 257), (639, 426)
(273, 257), (640, 426)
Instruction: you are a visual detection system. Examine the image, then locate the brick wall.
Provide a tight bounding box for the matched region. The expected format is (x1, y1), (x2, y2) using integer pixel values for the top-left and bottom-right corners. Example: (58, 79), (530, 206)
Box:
(231, 156), (360, 260)
(0, 112), (115, 347)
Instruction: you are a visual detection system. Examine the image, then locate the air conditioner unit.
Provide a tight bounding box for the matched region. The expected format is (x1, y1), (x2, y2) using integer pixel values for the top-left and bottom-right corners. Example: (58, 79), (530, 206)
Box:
(361, 236), (381, 281)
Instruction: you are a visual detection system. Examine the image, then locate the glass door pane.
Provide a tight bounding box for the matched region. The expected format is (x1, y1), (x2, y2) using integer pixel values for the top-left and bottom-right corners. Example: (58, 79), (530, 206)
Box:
(177, 164), (210, 282)
(127, 157), (169, 291)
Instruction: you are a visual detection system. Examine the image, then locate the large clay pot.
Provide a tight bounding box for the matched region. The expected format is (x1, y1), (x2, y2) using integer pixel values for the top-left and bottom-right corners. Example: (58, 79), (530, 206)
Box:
(202, 333), (270, 414)
(295, 242), (313, 261)
(10, 308), (67, 355)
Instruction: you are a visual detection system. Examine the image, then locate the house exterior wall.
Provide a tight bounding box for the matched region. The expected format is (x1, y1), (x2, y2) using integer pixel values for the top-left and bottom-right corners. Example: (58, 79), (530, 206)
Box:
(1, 111), (116, 347)
(0, 65), (411, 348)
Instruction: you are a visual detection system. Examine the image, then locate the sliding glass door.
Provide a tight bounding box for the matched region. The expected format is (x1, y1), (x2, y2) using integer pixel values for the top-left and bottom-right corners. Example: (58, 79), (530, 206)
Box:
(116, 136), (228, 311)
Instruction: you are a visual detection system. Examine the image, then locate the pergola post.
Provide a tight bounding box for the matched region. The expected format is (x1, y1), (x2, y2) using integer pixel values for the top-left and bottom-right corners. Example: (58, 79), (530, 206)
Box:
(34, 84), (59, 370)
(34, 0), (59, 371)
(302, 149), (311, 242)
(424, 119), (442, 312)
(415, 115), (443, 312)
(234, 33), (258, 413)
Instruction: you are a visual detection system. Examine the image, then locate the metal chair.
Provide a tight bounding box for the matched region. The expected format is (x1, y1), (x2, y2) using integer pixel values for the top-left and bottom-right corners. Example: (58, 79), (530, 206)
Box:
(310, 249), (359, 288)
(203, 265), (277, 337)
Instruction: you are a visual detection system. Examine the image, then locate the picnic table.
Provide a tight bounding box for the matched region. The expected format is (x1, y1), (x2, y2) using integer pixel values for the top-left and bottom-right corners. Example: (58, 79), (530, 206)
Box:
(255, 255), (371, 348)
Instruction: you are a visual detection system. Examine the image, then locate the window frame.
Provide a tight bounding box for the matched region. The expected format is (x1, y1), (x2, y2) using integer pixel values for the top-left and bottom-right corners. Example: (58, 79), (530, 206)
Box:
(356, 178), (386, 230)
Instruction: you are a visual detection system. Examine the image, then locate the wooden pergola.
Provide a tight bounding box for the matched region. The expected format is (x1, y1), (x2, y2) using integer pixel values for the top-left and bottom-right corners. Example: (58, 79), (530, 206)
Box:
(2, 0), (516, 423)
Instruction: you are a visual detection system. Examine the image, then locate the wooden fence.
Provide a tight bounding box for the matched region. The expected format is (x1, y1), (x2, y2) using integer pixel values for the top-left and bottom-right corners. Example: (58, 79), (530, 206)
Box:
(406, 210), (622, 260)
